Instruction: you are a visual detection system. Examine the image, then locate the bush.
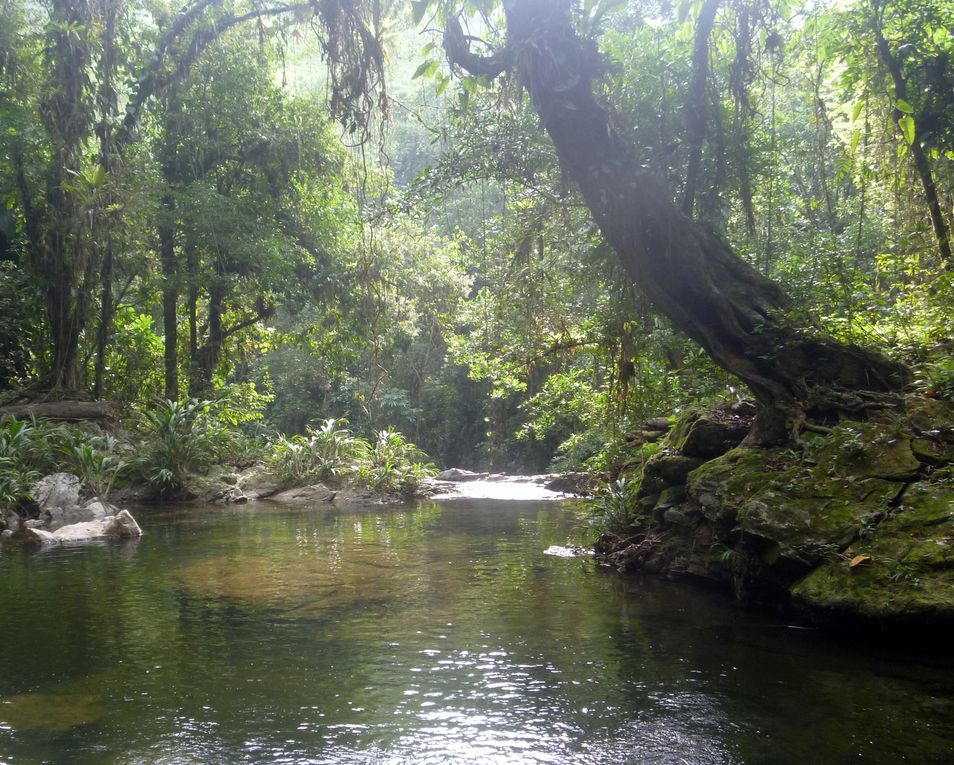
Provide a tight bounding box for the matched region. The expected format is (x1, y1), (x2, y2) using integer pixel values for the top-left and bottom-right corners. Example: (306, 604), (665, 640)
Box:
(268, 421), (436, 498)
(134, 398), (248, 497)
(590, 478), (639, 535)
(0, 415), (128, 510)
(353, 428), (436, 497)
(268, 418), (368, 484)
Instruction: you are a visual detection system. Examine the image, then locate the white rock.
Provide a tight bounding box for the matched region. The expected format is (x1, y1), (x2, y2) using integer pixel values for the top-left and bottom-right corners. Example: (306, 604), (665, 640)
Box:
(22, 528), (59, 545)
(48, 509), (143, 542)
(32, 473), (82, 512)
(82, 500), (116, 519)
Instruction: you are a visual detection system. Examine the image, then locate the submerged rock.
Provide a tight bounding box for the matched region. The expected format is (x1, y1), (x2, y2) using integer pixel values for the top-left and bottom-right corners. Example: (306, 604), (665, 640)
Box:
(543, 544), (591, 558)
(22, 509), (142, 546)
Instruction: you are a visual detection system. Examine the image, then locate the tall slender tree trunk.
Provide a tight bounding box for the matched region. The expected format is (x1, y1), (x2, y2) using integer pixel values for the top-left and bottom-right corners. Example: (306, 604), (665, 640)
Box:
(681, 0), (721, 218)
(190, 281), (226, 397)
(94, 0), (119, 399)
(874, 27), (952, 263)
(40, 0), (94, 392)
(446, 0), (908, 443)
(159, 194), (179, 402)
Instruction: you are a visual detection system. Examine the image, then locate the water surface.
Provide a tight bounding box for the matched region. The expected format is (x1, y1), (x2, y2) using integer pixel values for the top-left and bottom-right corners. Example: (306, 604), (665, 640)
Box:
(1, 494), (952, 764)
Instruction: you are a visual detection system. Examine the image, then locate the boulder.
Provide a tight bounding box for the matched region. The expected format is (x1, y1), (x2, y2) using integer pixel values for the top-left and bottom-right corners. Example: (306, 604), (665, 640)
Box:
(643, 453), (705, 486)
(23, 509), (142, 545)
(239, 467), (283, 500)
(543, 472), (594, 495)
(46, 498), (116, 531)
(792, 480), (954, 622)
(667, 410), (750, 459)
(32, 473), (82, 514)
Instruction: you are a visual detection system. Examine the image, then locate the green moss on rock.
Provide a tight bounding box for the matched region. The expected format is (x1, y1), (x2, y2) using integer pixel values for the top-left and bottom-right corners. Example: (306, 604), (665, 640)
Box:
(667, 409), (749, 459)
(792, 480), (954, 622)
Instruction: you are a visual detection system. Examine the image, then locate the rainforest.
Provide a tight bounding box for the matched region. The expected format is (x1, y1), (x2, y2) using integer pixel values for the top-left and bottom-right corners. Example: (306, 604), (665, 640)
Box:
(1, 0), (953, 761)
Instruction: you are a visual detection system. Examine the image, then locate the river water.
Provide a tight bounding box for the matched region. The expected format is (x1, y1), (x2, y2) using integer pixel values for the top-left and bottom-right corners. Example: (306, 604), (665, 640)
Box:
(0, 488), (952, 764)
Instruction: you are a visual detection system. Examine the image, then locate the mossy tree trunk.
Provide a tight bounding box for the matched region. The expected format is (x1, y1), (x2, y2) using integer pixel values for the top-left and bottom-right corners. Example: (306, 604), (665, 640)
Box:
(445, 0), (908, 443)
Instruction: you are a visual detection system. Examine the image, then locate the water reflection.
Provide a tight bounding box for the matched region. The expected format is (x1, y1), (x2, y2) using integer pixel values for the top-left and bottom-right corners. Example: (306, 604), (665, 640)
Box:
(0, 499), (952, 764)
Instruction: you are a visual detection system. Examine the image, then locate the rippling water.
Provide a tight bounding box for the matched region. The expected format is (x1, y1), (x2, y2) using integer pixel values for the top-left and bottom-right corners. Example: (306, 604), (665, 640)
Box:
(1, 494), (952, 764)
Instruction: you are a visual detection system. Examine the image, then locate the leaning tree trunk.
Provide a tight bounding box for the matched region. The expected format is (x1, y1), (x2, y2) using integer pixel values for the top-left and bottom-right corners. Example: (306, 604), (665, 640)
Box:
(446, 0), (908, 443)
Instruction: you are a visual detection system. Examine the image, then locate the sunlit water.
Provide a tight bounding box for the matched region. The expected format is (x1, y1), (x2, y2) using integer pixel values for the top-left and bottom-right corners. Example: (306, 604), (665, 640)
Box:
(1, 489), (953, 764)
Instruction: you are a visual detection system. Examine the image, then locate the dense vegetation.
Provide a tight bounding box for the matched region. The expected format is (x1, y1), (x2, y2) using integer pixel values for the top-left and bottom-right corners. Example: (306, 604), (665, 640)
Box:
(0, 0), (951, 497)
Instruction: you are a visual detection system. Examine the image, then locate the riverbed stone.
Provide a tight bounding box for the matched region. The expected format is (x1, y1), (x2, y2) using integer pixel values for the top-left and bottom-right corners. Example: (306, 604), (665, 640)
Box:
(543, 472), (594, 495)
(271, 483), (337, 504)
(22, 509), (142, 545)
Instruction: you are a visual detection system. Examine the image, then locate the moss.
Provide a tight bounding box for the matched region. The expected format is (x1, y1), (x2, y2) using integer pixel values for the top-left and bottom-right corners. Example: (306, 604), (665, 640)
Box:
(666, 409), (748, 459)
(685, 443), (908, 581)
(811, 420), (923, 481)
(792, 480), (954, 621)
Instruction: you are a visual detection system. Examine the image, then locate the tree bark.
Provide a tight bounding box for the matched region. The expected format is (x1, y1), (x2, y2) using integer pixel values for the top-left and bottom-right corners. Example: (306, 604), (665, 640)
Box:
(159, 194), (179, 402)
(681, 0), (721, 218)
(446, 0), (908, 443)
(93, 0), (119, 400)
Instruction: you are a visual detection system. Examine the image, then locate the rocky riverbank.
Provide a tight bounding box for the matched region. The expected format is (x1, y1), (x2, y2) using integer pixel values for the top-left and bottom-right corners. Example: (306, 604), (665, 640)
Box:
(596, 395), (954, 628)
(2, 473), (142, 545)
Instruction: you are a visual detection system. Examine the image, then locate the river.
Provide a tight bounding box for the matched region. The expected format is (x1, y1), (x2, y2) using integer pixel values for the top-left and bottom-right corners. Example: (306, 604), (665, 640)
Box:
(0, 487), (952, 763)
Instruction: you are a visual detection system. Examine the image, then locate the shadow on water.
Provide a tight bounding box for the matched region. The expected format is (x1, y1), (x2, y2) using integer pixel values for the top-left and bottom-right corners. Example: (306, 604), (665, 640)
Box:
(0, 493), (952, 764)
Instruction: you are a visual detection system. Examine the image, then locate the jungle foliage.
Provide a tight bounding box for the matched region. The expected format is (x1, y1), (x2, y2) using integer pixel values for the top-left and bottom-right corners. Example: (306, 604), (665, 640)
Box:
(0, 0), (951, 478)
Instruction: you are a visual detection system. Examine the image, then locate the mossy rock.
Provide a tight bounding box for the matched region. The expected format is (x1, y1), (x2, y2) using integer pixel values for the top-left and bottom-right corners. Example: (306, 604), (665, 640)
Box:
(904, 395), (954, 437)
(643, 452), (705, 486)
(686, 446), (906, 578)
(810, 420), (923, 481)
(792, 480), (954, 622)
(667, 409), (749, 459)
(686, 448), (774, 524)
(655, 485), (687, 510)
(911, 437), (954, 466)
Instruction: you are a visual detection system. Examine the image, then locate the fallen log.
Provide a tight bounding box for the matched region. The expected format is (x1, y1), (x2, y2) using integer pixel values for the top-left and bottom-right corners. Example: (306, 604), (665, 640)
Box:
(0, 400), (118, 422)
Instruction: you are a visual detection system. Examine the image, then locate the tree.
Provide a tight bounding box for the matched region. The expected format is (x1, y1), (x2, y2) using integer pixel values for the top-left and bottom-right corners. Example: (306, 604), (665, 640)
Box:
(1, 0), (386, 396)
(437, 0), (909, 443)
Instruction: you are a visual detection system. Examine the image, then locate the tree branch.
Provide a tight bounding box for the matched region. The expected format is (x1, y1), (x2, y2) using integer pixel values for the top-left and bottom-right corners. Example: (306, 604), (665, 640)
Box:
(442, 16), (512, 80)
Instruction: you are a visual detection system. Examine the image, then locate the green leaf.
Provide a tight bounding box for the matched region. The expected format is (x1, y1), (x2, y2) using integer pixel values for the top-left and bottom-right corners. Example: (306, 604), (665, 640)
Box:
(895, 98), (914, 114)
(898, 114), (915, 145)
(851, 101), (864, 122)
(412, 60), (437, 80)
(435, 74), (450, 96)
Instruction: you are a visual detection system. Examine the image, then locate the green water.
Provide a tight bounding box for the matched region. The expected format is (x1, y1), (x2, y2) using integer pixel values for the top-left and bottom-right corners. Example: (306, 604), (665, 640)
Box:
(0, 497), (952, 764)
